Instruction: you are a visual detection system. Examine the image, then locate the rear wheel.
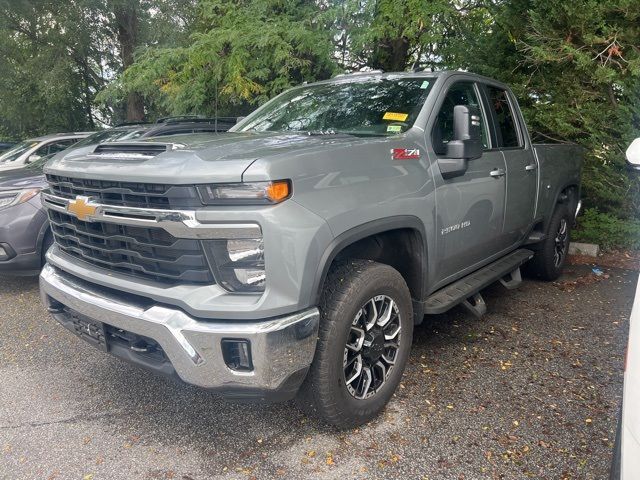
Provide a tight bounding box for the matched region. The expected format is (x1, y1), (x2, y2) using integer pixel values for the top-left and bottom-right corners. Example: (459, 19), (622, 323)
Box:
(297, 260), (413, 428)
(526, 205), (572, 281)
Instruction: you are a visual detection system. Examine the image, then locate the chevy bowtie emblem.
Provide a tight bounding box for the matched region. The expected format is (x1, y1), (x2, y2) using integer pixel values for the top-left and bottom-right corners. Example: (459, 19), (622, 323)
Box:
(67, 196), (97, 221)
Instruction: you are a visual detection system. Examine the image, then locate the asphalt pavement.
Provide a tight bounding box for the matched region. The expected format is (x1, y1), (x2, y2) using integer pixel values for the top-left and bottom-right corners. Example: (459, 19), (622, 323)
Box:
(0, 263), (635, 479)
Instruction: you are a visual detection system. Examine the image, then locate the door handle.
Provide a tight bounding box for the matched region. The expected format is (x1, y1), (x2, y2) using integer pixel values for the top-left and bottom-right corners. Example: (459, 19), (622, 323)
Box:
(525, 164), (537, 171)
(490, 168), (505, 178)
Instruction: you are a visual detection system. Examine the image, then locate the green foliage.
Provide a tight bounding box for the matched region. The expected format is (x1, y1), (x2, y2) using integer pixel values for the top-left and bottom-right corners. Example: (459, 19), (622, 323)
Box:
(0, 0), (112, 139)
(0, 0), (195, 138)
(574, 208), (640, 250)
(2, 0), (640, 249)
(106, 0), (337, 118)
(450, 0), (640, 223)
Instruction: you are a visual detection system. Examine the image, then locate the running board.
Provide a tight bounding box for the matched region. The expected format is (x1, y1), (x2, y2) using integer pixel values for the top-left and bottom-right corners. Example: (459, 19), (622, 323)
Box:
(422, 249), (534, 315)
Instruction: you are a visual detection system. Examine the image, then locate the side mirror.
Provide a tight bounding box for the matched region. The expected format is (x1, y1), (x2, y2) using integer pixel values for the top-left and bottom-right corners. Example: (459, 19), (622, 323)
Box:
(626, 138), (640, 171)
(438, 105), (483, 179)
(26, 154), (42, 164)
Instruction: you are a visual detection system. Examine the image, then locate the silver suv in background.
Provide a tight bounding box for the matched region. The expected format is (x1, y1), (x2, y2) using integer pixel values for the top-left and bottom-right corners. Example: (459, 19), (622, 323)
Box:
(0, 132), (91, 173)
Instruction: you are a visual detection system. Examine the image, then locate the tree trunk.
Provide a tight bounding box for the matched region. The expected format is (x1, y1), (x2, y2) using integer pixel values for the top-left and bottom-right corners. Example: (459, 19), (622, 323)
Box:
(114, 1), (144, 122)
(370, 36), (410, 71)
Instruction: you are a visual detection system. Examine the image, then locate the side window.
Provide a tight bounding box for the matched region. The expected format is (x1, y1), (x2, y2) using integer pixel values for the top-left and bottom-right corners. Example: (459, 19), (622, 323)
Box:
(487, 86), (520, 148)
(432, 82), (489, 155)
(38, 139), (75, 156)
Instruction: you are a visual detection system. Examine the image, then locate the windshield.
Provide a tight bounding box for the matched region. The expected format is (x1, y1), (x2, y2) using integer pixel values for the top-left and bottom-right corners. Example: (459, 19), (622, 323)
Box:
(0, 141), (38, 164)
(237, 77), (434, 136)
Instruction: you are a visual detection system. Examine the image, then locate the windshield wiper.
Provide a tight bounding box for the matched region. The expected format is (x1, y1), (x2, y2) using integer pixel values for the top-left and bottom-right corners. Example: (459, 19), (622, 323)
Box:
(305, 130), (339, 136)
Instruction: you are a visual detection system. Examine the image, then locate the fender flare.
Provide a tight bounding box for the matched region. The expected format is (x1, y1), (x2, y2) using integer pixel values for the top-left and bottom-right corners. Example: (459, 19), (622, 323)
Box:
(549, 182), (580, 225)
(310, 215), (429, 305)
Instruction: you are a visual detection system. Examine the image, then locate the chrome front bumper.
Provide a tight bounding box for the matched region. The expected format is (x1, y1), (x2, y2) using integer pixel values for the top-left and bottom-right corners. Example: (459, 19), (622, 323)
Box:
(40, 264), (320, 399)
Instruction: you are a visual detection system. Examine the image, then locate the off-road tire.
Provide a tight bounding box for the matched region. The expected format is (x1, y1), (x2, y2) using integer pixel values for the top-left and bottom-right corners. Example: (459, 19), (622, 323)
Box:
(525, 205), (572, 281)
(297, 260), (413, 428)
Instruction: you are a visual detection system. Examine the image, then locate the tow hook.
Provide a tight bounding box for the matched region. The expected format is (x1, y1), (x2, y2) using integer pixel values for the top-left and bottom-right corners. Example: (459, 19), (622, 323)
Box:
(130, 340), (155, 353)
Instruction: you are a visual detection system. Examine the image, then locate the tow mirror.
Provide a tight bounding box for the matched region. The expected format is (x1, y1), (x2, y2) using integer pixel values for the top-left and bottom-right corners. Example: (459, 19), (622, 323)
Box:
(438, 105), (483, 179)
(626, 138), (640, 171)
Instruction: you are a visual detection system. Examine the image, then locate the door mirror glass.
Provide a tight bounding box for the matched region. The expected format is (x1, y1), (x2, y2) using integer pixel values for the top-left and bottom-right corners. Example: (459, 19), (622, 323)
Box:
(446, 105), (483, 160)
(626, 138), (640, 170)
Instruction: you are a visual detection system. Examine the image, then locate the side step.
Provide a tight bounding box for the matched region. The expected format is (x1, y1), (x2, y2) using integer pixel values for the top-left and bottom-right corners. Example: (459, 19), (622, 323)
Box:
(422, 249), (534, 315)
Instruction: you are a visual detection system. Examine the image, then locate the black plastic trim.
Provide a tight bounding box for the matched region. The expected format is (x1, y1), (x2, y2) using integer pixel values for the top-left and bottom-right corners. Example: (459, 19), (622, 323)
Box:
(311, 216), (429, 305)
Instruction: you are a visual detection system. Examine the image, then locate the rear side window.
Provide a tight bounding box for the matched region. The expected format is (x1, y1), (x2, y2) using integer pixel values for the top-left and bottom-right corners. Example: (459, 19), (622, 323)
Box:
(487, 86), (520, 148)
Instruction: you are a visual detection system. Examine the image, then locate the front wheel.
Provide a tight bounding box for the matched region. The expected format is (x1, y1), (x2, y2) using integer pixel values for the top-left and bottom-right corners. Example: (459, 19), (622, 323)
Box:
(297, 260), (413, 428)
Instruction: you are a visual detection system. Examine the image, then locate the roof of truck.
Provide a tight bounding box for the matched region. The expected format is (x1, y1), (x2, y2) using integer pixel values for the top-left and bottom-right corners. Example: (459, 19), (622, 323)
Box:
(322, 69), (510, 89)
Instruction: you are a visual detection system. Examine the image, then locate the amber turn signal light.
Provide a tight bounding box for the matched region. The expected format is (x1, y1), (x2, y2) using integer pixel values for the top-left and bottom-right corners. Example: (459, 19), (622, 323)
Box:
(266, 180), (291, 203)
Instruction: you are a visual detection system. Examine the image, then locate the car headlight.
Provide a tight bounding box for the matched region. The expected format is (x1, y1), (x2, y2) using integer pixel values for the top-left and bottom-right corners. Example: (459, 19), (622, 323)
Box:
(197, 180), (291, 205)
(203, 238), (265, 293)
(0, 188), (41, 210)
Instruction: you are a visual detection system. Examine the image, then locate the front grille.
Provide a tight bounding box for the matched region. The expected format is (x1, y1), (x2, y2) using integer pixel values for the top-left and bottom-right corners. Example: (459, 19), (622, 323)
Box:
(45, 174), (202, 209)
(48, 210), (215, 285)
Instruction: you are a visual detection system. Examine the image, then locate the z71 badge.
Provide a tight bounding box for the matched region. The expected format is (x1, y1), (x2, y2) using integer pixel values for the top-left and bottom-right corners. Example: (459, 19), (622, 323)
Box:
(391, 148), (420, 160)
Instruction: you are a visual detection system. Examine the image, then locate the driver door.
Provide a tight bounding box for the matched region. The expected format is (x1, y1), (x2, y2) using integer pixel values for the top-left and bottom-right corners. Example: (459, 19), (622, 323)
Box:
(431, 81), (509, 287)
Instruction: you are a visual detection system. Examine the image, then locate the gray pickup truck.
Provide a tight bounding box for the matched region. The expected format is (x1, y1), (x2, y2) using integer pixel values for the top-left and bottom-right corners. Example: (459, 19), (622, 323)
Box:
(39, 71), (582, 427)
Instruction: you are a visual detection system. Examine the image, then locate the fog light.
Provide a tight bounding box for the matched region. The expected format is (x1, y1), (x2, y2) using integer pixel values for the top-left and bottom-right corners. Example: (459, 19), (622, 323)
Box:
(0, 243), (16, 261)
(203, 238), (265, 293)
(221, 339), (253, 371)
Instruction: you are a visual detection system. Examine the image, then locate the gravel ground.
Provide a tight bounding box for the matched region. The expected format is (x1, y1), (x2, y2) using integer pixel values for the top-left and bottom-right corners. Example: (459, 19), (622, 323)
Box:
(0, 263), (635, 480)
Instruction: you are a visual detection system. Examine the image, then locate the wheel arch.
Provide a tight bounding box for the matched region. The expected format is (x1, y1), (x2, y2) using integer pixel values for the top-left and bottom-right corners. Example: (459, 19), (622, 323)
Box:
(311, 216), (428, 308)
(549, 182), (580, 227)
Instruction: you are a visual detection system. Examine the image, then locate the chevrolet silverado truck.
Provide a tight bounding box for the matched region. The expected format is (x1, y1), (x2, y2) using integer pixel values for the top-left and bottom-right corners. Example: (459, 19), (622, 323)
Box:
(39, 71), (582, 427)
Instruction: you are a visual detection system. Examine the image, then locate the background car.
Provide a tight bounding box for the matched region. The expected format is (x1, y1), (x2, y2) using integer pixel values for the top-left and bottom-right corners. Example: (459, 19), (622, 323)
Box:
(0, 132), (91, 173)
(0, 117), (235, 276)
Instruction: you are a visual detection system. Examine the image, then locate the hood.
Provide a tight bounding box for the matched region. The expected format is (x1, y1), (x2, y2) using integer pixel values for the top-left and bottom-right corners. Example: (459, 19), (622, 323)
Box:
(0, 163), (30, 174)
(43, 132), (369, 184)
(0, 166), (46, 192)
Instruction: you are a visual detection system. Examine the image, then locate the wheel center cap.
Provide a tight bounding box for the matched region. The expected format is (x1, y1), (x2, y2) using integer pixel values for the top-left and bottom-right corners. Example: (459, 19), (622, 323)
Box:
(364, 330), (385, 362)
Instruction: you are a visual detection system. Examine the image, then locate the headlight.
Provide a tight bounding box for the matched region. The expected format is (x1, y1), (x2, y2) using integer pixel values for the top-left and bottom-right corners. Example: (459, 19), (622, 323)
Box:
(0, 188), (41, 210)
(203, 238), (265, 292)
(197, 180), (291, 205)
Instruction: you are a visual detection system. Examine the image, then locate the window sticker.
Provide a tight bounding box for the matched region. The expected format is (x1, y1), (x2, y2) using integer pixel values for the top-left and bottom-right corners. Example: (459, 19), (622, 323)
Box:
(387, 125), (402, 133)
(383, 112), (409, 122)
(420, 81), (430, 89)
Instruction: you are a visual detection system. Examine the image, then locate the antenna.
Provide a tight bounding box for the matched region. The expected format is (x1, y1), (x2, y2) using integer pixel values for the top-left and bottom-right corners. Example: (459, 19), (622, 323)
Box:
(214, 78), (219, 132)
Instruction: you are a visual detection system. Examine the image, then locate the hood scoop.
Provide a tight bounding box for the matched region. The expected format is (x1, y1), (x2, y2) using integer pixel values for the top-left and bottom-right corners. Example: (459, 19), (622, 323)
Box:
(90, 142), (171, 160)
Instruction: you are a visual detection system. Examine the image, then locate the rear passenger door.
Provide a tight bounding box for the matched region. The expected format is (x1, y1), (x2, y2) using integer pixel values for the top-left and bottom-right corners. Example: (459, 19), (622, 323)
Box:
(482, 85), (537, 245)
(431, 81), (509, 285)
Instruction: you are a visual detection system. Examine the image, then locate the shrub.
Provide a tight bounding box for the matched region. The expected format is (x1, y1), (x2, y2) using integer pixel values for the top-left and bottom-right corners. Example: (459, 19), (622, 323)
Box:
(573, 208), (640, 251)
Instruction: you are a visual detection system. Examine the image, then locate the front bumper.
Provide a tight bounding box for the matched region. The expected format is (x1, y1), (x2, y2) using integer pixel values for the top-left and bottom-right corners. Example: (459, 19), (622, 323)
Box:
(40, 264), (320, 400)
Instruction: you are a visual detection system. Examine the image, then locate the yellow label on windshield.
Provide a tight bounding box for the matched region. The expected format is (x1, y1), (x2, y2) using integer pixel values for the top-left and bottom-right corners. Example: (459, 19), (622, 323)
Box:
(383, 112), (408, 122)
